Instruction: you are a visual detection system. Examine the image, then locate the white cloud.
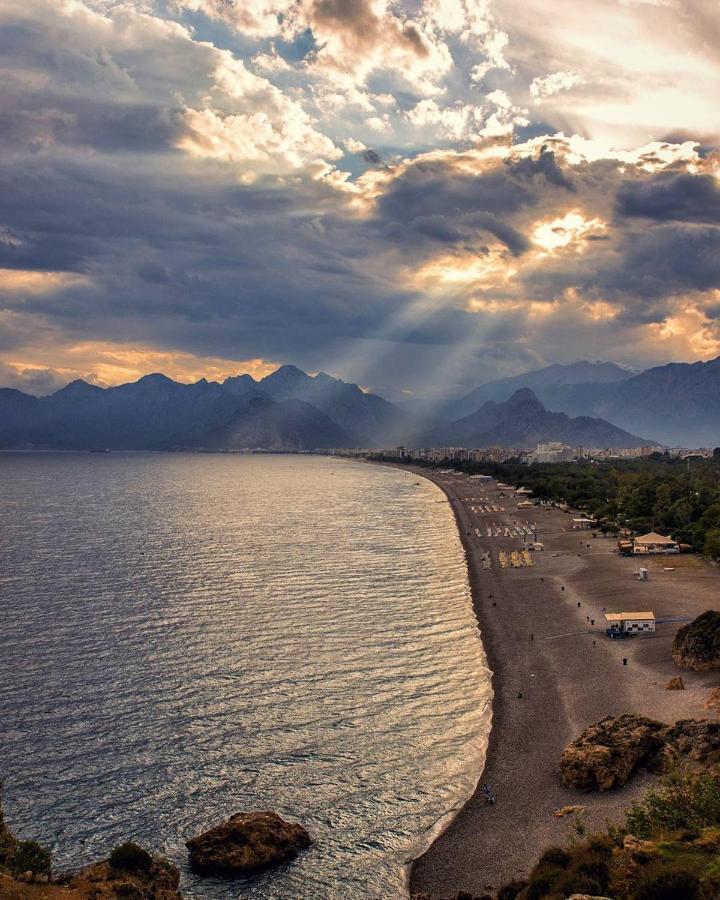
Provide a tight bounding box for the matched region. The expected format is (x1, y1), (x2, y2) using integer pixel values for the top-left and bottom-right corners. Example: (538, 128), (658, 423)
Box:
(530, 70), (584, 100)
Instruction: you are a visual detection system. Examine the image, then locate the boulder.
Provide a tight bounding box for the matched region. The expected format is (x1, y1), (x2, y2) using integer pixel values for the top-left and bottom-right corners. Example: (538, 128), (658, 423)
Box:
(186, 811), (311, 878)
(665, 676), (684, 690)
(560, 714), (668, 791)
(672, 610), (720, 670)
(706, 687), (720, 711)
(566, 896), (614, 900)
(663, 719), (720, 768)
(553, 805), (585, 818)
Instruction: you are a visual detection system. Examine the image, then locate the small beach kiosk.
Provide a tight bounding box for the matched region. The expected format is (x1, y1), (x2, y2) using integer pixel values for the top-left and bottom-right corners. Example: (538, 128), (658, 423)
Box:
(605, 611), (656, 638)
(632, 531), (679, 555)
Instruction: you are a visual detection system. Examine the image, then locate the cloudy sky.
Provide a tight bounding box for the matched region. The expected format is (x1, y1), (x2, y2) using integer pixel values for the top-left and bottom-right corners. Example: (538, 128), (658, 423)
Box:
(2, 0), (720, 398)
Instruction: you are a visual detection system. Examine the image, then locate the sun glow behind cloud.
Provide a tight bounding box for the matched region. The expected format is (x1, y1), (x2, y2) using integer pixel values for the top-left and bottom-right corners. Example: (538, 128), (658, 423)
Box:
(531, 212), (606, 253)
(0, 0), (720, 397)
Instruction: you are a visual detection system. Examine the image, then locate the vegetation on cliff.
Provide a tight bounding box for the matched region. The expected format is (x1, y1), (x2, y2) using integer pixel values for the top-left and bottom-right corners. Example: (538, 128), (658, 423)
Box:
(0, 789), (181, 899)
(497, 766), (720, 899)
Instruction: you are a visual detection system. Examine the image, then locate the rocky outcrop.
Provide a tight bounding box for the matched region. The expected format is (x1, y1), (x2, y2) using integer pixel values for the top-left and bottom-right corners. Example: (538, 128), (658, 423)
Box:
(705, 687), (720, 711)
(562, 715), (720, 791)
(0, 850), (181, 899)
(672, 610), (720, 670)
(560, 714), (667, 791)
(59, 854), (181, 899)
(186, 811), (311, 878)
(665, 676), (684, 690)
(663, 719), (720, 768)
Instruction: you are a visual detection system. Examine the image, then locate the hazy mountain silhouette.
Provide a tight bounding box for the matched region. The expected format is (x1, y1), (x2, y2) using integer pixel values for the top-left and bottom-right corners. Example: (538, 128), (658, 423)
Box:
(419, 388), (650, 448)
(0, 367), (386, 450)
(442, 361), (633, 423)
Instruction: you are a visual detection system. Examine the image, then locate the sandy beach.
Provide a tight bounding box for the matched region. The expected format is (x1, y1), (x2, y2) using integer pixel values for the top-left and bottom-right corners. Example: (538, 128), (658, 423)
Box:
(396, 465), (720, 898)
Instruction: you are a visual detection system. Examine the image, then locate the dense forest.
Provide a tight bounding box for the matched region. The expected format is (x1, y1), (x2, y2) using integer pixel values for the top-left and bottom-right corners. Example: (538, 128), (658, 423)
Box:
(384, 453), (720, 558)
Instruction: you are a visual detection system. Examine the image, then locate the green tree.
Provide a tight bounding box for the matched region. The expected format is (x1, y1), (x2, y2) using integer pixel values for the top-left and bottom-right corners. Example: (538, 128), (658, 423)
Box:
(703, 528), (720, 560)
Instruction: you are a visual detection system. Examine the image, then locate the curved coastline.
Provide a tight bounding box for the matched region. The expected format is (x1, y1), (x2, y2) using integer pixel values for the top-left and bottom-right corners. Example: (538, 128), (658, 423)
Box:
(387, 461), (720, 898)
(389, 463), (503, 897)
(395, 465), (494, 900)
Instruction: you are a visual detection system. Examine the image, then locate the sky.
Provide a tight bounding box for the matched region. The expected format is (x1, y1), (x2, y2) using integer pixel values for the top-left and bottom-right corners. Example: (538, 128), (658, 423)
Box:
(1, 0), (720, 399)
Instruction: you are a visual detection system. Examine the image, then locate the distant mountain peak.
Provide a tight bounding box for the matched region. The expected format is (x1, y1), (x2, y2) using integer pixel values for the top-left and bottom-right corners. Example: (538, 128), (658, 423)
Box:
(314, 371), (339, 385)
(259, 364), (312, 393)
(506, 387), (543, 407)
(135, 373), (176, 385)
(53, 378), (103, 397)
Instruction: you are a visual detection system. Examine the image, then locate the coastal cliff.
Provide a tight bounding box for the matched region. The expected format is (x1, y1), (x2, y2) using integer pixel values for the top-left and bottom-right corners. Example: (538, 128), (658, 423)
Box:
(0, 804), (182, 900)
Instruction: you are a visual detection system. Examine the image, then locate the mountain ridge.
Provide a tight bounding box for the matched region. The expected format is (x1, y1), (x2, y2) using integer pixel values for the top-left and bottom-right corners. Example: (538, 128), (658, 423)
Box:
(4, 355), (719, 450)
(418, 388), (651, 449)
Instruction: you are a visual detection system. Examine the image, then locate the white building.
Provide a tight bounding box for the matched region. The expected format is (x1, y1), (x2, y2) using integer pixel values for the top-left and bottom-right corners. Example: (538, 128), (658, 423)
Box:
(534, 441), (574, 463)
(605, 611), (656, 635)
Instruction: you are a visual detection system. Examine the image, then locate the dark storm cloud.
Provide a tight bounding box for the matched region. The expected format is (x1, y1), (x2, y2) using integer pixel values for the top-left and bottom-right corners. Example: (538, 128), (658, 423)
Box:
(619, 225), (720, 298)
(524, 223), (720, 319)
(0, 101), (185, 154)
(617, 173), (720, 224)
(374, 159), (540, 254)
(0, 141), (479, 361)
(505, 147), (576, 192)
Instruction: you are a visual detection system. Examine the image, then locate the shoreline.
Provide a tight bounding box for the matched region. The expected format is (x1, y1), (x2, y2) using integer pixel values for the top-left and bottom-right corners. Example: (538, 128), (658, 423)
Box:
(383, 462), (720, 898)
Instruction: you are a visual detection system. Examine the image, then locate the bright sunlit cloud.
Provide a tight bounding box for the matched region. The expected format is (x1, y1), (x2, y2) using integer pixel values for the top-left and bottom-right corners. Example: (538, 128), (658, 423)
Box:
(0, 0), (719, 397)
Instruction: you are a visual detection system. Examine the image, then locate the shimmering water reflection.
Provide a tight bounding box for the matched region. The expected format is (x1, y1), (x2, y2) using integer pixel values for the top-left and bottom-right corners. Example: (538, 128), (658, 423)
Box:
(0, 453), (491, 898)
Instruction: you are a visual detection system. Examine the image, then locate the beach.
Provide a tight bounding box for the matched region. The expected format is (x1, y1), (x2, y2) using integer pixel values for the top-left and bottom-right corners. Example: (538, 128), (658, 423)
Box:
(398, 465), (720, 898)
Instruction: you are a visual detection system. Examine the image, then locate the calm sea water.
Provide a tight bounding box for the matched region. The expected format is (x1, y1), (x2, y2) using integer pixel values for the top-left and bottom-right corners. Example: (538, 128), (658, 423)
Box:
(0, 453), (491, 898)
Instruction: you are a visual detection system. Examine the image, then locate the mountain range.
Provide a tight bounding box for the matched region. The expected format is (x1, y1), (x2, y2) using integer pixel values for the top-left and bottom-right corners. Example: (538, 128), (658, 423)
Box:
(415, 388), (648, 449)
(1, 355), (719, 450)
(447, 358), (720, 447)
(0, 366), (406, 451)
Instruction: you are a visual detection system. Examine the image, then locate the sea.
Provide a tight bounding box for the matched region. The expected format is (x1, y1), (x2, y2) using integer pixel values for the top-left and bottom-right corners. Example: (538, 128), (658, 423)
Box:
(0, 452), (492, 898)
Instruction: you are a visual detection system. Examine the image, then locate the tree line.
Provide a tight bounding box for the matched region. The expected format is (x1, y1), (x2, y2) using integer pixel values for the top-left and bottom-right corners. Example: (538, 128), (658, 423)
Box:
(379, 452), (720, 558)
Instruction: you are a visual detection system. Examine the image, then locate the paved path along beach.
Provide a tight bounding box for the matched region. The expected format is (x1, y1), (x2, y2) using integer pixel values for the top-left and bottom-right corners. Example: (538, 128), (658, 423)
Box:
(402, 467), (720, 898)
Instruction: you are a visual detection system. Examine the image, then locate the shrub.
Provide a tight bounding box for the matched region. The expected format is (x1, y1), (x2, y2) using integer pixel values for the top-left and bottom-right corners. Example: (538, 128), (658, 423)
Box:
(522, 873), (555, 898)
(496, 880), (527, 900)
(557, 872), (605, 897)
(113, 883), (145, 899)
(536, 847), (570, 870)
(14, 839), (51, 875)
(572, 857), (610, 889)
(626, 766), (720, 839)
(632, 864), (701, 900)
(108, 842), (152, 873)
(586, 833), (615, 856)
(703, 529), (720, 560)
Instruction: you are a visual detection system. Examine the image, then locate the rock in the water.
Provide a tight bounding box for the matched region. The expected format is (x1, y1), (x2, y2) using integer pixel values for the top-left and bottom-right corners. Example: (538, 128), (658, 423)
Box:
(186, 811), (311, 878)
(666, 676), (684, 690)
(672, 610), (720, 670)
(560, 714), (668, 791)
